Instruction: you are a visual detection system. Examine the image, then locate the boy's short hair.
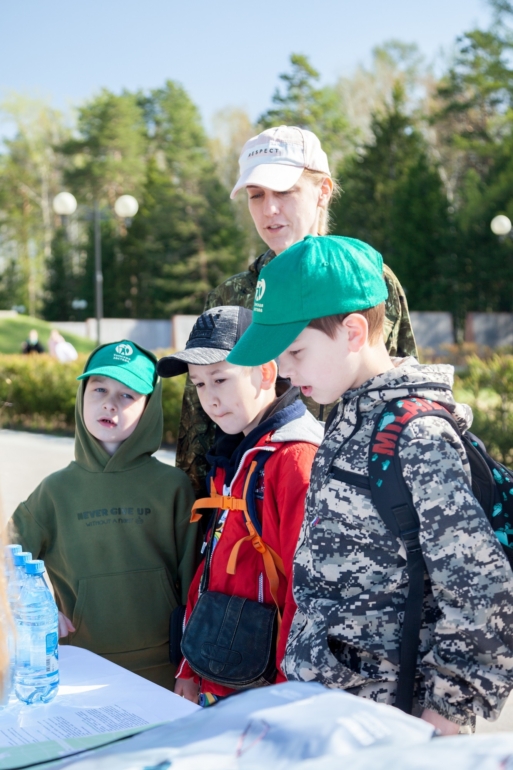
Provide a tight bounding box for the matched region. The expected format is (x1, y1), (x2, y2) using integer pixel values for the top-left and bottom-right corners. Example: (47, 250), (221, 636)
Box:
(308, 303), (386, 345)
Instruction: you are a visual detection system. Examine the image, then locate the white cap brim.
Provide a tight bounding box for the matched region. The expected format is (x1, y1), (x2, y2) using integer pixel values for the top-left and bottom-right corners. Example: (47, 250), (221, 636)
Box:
(230, 164), (305, 199)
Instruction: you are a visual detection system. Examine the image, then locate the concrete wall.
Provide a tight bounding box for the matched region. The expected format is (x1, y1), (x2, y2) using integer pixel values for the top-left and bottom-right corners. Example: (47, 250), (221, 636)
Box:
(51, 319), (172, 350)
(50, 312), (513, 353)
(50, 321), (88, 338)
(52, 313), (458, 354)
(171, 315), (198, 350)
(409, 312), (454, 353)
(465, 313), (513, 347)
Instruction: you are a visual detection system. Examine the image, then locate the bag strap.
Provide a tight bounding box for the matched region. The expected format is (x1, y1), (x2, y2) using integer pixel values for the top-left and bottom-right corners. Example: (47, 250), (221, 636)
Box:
(368, 395), (458, 714)
(190, 482), (248, 523)
(192, 452), (286, 621)
(226, 460), (286, 622)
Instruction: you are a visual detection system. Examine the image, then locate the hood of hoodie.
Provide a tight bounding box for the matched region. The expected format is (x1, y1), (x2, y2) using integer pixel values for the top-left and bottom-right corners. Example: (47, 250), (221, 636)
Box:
(329, 357), (472, 434)
(206, 381), (322, 487)
(74, 344), (163, 473)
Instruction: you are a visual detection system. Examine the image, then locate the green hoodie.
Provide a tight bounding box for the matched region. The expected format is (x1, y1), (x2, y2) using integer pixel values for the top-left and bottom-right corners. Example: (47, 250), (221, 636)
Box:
(11, 345), (198, 690)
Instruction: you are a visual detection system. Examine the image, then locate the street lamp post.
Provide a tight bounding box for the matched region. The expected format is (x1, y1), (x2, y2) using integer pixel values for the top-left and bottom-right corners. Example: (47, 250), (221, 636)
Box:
(52, 193), (138, 347)
(93, 201), (103, 347)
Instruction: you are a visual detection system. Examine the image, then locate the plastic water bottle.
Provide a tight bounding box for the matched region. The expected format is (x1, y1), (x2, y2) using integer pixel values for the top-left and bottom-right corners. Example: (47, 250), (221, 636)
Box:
(4, 544), (22, 582)
(8, 551), (32, 605)
(1, 545), (23, 708)
(14, 560), (59, 705)
(1, 551), (31, 708)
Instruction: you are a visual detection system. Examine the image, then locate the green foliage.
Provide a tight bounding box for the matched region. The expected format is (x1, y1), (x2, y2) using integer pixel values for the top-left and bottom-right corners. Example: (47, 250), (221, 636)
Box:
(116, 83), (246, 316)
(331, 87), (454, 312)
(61, 90), (147, 204)
(0, 96), (68, 316)
(0, 316), (93, 354)
(43, 82), (246, 319)
(0, 353), (185, 442)
(6, 15), (513, 327)
(455, 353), (513, 464)
(258, 54), (354, 163)
(0, 354), (83, 431)
(161, 373), (187, 445)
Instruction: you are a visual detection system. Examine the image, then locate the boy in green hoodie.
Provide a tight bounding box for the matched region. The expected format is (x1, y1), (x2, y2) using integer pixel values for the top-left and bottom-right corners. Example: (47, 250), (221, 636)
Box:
(9, 341), (198, 690)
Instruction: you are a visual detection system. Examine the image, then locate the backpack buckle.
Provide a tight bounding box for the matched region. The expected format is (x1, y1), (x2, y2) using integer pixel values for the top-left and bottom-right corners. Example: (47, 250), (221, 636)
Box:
(402, 528), (421, 554)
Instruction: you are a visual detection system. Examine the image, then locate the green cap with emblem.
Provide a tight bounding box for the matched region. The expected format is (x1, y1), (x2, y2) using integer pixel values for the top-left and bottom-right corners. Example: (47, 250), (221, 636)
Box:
(77, 340), (157, 395)
(227, 235), (388, 366)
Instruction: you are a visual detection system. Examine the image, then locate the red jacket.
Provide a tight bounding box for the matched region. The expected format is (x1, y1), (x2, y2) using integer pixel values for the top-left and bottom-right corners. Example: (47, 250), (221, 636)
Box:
(177, 404), (322, 697)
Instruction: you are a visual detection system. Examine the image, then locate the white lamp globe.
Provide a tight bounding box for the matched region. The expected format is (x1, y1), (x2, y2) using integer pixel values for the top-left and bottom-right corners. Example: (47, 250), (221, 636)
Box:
(491, 214), (512, 236)
(53, 192), (78, 216)
(114, 195), (139, 219)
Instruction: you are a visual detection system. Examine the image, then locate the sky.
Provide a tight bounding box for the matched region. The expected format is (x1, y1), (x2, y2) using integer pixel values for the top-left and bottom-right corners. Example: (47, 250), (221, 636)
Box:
(0, 0), (493, 133)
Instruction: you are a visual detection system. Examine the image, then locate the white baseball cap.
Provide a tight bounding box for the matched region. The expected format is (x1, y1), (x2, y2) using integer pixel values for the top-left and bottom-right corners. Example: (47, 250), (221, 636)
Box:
(230, 125), (331, 199)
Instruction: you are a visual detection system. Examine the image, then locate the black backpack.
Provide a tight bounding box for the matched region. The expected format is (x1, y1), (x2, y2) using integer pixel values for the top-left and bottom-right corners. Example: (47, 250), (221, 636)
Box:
(329, 392), (513, 715)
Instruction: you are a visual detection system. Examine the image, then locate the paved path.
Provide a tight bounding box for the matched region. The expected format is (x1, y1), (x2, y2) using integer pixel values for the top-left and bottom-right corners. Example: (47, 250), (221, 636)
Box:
(0, 429), (511, 732)
(0, 429), (175, 523)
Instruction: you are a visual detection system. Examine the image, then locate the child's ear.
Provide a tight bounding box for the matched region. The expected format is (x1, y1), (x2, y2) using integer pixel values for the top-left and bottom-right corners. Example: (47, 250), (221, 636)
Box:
(259, 361), (278, 391)
(343, 314), (368, 352)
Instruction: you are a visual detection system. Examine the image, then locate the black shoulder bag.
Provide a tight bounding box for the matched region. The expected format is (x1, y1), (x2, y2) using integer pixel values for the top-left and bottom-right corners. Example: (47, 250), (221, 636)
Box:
(181, 456), (284, 689)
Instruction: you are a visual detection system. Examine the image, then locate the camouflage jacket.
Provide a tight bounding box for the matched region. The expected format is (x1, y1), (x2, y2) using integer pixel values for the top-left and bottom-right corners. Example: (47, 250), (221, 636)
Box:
(176, 250), (418, 496)
(283, 359), (513, 726)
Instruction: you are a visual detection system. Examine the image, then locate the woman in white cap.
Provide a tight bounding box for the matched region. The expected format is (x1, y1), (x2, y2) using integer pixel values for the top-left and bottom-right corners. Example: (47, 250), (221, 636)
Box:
(176, 125), (417, 496)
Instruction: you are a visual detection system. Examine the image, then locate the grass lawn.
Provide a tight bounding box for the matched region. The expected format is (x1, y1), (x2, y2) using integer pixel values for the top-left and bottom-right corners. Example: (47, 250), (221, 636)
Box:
(0, 316), (95, 354)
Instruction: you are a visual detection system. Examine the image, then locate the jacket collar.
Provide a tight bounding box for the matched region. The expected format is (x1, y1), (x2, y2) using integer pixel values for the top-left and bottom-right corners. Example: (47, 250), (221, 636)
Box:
(206, 383), (304, 487)
(249, 249), (275, 276)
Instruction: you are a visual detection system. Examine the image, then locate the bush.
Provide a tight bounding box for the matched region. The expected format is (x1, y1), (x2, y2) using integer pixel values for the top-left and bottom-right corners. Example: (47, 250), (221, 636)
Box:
(0, 354), (185, 444)
(455, 353), (513, 465)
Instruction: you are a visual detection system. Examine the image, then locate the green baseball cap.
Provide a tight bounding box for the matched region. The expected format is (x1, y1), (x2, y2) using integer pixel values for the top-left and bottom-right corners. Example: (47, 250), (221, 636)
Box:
(77, 340), (156, 395)
(227, 235), (388, 366)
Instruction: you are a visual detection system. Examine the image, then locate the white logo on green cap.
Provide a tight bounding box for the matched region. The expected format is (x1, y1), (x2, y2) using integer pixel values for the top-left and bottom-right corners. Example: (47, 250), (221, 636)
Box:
(255, 278), (266, 303)
(115, 343), (133, 357)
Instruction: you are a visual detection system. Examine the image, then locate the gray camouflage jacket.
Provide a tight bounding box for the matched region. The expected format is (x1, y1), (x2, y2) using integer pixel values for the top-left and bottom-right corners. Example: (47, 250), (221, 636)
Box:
(284, 359), (513, 726)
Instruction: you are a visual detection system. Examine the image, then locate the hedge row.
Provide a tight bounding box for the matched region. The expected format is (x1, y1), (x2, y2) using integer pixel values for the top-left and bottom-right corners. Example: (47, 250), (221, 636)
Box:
(3, 351), (513, 464)
(0, 354), (186, 444)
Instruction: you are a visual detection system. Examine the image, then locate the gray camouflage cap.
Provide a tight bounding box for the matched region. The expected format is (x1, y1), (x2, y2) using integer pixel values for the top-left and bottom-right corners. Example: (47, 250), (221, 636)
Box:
(157, 306), (253, 378)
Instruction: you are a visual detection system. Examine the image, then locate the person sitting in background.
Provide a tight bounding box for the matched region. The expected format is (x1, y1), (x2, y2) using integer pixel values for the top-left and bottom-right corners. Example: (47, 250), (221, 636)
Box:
(21, 330), (44, 354)
(9, 340), (199, 690)
(49, 329), (78, 363)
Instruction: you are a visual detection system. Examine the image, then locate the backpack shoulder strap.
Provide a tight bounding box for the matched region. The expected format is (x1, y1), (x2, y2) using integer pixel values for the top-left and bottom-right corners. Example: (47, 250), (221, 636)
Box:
(368, 395), (458, 714)
(226, 453), (286, 620)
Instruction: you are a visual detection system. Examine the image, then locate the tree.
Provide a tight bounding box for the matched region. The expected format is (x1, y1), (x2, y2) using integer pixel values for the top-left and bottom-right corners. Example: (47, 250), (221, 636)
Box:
(40, 89), (149, 321)
(0, 96), (67, 315)
(118, 82), (246, 316)
(431, 4), (513, 201)
(427, 2), (513, 320)
(258, 54), (353, 166)
(331, 86), (454, 313)
(210, 107), (265, 263)
(61, 89), (147, 206)
(334, 40), (428, 146)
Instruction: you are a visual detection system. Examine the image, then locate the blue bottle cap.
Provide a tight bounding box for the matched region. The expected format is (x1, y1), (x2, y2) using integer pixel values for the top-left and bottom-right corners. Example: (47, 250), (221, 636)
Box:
(25, 560), (45, 575)
(5, 544), (22, 556)
(13, 551), (31, 566)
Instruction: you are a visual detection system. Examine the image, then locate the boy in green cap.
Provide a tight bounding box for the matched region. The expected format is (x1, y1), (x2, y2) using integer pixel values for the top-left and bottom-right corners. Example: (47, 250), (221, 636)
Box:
(9, 341), (198, 690)
(227, 235), (513, 734)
